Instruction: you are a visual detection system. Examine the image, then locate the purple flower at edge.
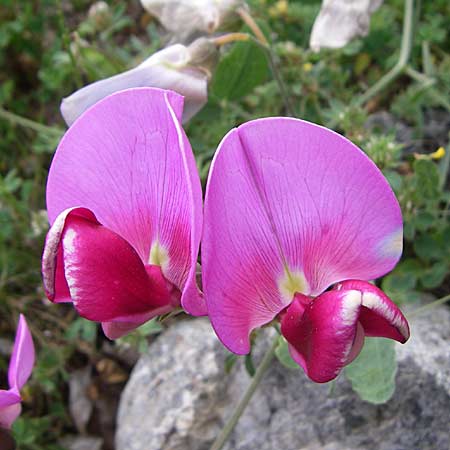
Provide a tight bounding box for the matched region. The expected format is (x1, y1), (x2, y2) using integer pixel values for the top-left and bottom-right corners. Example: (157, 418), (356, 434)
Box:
(0, 314), (35, 429)
(202, 117), (410, 383)
(42, 88), (206, 340)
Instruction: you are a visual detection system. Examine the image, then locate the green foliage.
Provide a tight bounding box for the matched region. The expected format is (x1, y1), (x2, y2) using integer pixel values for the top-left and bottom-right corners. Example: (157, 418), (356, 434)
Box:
(13, 416), (65, 450)
(1, 0), (449, 445)
(117, 318), (163, 353)
(211, 40), (269, 101)
(275, 336), (299, 370)
(345, 338), (397, 404)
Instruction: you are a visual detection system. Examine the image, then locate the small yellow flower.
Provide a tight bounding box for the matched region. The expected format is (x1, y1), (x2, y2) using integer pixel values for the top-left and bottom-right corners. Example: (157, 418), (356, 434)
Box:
(303, 62), (313, 72)
(414, 147), (446, 161)
(430, 146), (445, 160)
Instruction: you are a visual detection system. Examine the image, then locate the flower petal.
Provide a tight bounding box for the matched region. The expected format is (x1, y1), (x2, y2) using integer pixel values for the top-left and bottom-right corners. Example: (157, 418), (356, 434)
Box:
(0, 391), (21, 429)
(141, 0), (240, 41)
(281, 290), (363, 383)
(0, 390), (20, 409)
(101, 307), (169, 340)
(60, 45), (207, 126)
(48, 88), (203, 306)
(49, 207), (173, 322)
(203, 127), (287, 354)
(42, 207), (97, 303)
(203, 118), (402, 354)
(310, 0), (383, 51)
(336, 280), (410, 342)
(8, 315), (35, 390)
(165, 99), (206, 316)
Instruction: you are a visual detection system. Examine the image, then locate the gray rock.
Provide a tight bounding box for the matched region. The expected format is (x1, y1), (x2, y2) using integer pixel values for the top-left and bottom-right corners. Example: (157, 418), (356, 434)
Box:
(116, 306), (450, 450)
(60, 436), (103, 450)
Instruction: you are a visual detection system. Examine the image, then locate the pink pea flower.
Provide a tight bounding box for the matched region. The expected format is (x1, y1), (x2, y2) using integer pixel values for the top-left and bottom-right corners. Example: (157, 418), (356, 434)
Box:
(42, 88), (206, 339)
(202, 118), (410, 383)
(0, 314), (35, 429)
(60, 40), (215, 127)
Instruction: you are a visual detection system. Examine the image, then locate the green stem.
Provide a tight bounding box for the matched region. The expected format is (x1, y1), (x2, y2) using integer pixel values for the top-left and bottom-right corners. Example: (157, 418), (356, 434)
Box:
(0, 106), (63, 137)
(404, 66), (435, 87)
(421, 41), (433, 76)
(237, 7), (295, 116)
(408, 294), (450, 318)
(354, 0), (414, 107)
(210, 336), (279, 450)
(265, 48), (296, 116)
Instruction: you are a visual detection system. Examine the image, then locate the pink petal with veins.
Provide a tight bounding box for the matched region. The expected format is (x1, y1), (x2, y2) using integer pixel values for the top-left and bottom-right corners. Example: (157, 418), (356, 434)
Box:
(203, 118), (402, 354)
(46, 88), (204, 313)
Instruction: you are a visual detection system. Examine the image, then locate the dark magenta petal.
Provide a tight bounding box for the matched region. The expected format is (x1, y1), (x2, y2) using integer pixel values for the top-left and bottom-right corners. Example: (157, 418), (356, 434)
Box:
(280, 280), (410, 383)
(101, 305), (172, 339)
(8, 315), (35, 390)
(281, 290), (364, 383)
(203, 118), (402, 354)
(46, 88), (204, 315)
(44, 207), (174, 322)
(335, 280), (410, 343)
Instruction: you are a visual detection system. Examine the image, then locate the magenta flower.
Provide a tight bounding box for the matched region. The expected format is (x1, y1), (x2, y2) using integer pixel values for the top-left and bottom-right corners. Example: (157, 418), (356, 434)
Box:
(0, 315), (35, 429)
(202, 118), (410, 383)
(42, 88), (205, 339)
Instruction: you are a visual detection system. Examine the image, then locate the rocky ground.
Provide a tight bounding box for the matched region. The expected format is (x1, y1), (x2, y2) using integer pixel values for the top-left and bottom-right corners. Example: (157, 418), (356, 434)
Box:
(116, 303), (450, 450)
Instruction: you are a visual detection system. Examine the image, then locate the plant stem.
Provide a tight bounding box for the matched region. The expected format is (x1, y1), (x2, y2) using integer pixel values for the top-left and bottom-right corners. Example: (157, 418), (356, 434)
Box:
(236, 7), (269, 46)
(354, 0), (414, 107)
(0, 106), (63, 137)
(237, 7), (295, 116)
(408, 294), (450, 318)
(213, 33), (250, 46)
(210, 336), (279, 450)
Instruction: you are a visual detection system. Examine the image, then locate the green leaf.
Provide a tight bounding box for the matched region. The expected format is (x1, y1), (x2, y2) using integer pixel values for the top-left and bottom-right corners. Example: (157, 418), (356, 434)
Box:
(381, 258), (421, 293)
(345, 338), (397, 404)
(420, 262), (449, 289)
(224, 353), (238, 374)
(414, 211), (435, 231)
(65, 317), (97, 343)
(245, 353), (256, 377)
(210, 40), (269, 101)
(413, 234), (446, 261)
(412, 159), (440, 200)
(275, 336), (299, 369)
(138, 318), (163, 336)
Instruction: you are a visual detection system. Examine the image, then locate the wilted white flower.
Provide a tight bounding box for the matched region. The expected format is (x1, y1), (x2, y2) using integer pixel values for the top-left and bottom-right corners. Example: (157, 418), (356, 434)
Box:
(88, 1), (112, 30)
(310, 0), (383, 51)
(61, 38), (217, 125)
(141, 0), (244, 42)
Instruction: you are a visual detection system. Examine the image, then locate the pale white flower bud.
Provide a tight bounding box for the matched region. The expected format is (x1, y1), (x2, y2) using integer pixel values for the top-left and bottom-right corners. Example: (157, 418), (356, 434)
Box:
(60, 39), (217, 126)
(310, 0), (383, 51)
(88, 1), (112, 30)
(141, 0), (244, 42)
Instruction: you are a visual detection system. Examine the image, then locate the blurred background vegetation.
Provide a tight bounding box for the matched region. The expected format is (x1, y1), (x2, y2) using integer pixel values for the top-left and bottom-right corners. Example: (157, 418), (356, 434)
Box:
(0, 0), (449, 448)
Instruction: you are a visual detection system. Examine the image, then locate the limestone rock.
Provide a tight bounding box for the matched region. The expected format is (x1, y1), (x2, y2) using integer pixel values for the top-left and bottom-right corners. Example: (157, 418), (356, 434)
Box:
(116, 306), (450, 450)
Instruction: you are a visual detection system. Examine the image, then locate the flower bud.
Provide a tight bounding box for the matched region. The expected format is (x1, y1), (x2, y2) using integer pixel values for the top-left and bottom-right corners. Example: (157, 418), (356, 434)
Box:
(60, 39), (218, 126)
(310, 0), (383, 51)
(141, 0), (245, 42)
